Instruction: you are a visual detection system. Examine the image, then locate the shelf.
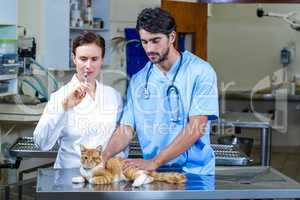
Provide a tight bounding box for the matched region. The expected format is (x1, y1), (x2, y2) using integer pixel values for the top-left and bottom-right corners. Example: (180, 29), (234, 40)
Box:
(0, 24), (16, 26)
(0, 74), (17, 80)
(0, 92), (16, 97)
(0, 103), (45, 123)
(70, 27), (108, 32)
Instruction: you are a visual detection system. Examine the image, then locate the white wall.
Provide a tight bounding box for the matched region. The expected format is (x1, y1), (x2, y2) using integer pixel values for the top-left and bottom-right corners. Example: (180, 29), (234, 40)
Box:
(18, 2), (300, 92)
(0, 0), (17, 25)
(207, 4), (300, 147)
(108, 2), (300, 94)
(208, 4), (300, 91)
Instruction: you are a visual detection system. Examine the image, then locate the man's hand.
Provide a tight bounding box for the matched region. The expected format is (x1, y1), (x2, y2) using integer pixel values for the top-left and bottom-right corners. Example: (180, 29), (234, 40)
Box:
(101, 150), (110, 168)
(101, 125), (134, 168)
(122, 158), (160, 172)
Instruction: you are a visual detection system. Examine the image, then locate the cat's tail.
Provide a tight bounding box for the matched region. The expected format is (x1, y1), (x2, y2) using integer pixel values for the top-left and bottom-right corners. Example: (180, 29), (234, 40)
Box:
(149, 171), (186, 184)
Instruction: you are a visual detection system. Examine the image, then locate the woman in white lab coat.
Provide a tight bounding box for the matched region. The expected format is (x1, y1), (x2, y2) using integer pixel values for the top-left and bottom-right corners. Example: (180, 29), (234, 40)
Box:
(33, 31), (123, 168)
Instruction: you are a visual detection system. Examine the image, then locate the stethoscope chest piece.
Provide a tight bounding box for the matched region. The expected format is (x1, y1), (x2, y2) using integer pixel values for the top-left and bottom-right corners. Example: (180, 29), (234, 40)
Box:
(167, 85), (179, 96)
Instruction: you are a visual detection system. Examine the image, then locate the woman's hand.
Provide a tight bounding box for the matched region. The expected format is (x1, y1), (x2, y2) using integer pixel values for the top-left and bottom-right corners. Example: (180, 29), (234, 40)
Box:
(62, 83), (90, 111)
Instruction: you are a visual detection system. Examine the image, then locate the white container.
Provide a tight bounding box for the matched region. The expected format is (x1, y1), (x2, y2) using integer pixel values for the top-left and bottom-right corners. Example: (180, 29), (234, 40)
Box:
(295, 74), (300, 86)
(0, 39), (17, 55)
(290, 81), (296, 95)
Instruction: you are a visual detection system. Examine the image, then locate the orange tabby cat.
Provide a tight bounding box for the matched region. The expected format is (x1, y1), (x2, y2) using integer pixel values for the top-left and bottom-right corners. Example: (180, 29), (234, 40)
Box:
(73, 144), (186, 187)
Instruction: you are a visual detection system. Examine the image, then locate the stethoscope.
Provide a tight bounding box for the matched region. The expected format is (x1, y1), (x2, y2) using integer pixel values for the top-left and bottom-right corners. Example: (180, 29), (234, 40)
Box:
(143, 53), (183, 122)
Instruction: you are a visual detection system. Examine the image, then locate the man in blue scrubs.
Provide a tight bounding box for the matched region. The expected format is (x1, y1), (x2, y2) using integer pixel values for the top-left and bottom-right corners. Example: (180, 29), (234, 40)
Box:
(103, 7), (219, 175)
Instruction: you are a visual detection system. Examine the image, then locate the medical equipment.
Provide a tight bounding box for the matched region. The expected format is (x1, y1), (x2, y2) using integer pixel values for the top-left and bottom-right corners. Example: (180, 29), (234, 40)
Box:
(143, 53), (183, 122)
(0, 54), (19, 96)
(18, 37), (36, 75)
(257, 7), (300, 31)
(17, 58), (59, 102)
(15, 32), (58, 102)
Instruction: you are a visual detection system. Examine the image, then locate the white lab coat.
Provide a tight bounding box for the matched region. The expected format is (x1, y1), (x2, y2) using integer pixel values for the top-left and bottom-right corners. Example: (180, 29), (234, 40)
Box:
(33, 75), (123, 168)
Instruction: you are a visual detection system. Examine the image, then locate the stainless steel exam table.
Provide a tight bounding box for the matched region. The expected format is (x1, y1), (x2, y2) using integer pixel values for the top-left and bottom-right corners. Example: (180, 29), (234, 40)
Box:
(36, 166), (300, 200)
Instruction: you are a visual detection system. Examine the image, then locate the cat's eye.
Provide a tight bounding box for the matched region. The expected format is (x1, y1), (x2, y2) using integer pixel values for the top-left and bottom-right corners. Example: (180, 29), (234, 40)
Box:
(84, 156), (88, 159)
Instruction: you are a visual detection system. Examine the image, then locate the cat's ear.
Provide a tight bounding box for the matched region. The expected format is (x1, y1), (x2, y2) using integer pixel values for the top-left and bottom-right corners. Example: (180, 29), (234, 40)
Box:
(80, 144), (86, 151)
(96, 145), (102, 152)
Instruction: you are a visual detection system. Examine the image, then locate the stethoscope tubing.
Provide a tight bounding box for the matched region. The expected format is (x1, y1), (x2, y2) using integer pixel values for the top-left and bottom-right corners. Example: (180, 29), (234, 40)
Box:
(143, 52), (183, 99)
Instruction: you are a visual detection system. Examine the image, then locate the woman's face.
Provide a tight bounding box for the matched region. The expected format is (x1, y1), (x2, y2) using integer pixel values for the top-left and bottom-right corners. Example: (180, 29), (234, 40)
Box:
(73, 43), (103, 83)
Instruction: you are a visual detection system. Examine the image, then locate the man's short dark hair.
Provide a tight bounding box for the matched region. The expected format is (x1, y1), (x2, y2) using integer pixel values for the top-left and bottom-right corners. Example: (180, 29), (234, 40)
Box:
(136, 7), (176, 35)
(72, 31), (105, 58)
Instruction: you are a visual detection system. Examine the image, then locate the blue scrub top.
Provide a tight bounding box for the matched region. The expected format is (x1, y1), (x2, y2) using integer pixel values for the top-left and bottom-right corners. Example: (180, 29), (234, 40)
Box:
(121, 51), (219, 175)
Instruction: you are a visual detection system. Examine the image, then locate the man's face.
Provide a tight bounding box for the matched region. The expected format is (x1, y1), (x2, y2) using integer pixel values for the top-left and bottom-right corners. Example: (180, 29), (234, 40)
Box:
(73, 43), (103, 82)
(139, 29), (175, 64)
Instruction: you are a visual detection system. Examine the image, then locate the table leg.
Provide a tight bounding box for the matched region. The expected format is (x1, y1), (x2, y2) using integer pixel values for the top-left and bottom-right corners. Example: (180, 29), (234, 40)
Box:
(5, 185), (10, 200)
(18, 171), (23, 200)
(260, 128), (271, 166)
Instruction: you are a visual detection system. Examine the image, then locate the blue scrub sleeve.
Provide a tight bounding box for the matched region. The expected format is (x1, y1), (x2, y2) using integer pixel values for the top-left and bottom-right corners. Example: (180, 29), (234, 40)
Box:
(120, 81), (136, 129)
(188, 67), (219, 121)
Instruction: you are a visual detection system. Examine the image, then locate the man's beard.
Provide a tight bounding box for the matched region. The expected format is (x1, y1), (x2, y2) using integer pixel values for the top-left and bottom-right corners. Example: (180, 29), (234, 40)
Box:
(148, 48), (170, 64)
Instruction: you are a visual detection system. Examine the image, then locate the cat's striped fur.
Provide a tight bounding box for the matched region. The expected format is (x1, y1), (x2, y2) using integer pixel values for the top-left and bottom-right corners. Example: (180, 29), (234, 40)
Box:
(78, 145), (186, 187)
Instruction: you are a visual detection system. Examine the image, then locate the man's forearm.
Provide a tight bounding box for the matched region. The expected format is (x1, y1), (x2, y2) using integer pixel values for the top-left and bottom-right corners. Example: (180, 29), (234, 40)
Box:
(153, 116), (208, 166)
(103, 125), (134, 160)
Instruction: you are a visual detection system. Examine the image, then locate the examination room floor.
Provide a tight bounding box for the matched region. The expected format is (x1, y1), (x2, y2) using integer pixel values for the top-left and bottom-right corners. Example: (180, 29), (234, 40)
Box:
(7, 148), (300, 200)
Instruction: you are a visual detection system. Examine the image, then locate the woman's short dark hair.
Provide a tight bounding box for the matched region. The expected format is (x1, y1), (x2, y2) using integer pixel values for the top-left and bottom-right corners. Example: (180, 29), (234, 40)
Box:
(72, 31), (105, 58)
(136, 7), (176, 35)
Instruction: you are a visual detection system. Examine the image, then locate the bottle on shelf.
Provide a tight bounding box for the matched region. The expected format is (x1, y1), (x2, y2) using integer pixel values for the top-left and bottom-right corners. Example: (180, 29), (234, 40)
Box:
(93, 17), (104, 29)
(70, 0), (81, 27)
(87, 6), (93, 27)
(83, 0), (93, 28)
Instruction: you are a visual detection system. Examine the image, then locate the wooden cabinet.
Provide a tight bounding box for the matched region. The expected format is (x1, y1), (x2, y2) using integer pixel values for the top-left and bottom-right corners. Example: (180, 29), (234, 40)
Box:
(162, 0), (207, 60)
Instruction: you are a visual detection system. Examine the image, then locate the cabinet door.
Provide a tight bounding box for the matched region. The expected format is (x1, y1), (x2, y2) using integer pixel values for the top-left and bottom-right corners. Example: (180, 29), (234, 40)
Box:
(161, 0), (207, 60)
(0, 0), (17, 25)
(42, 0), (69, 69)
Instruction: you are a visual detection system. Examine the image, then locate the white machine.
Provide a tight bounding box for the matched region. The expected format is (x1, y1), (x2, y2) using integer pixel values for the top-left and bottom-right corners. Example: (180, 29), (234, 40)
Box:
(257, 7), (300, 31)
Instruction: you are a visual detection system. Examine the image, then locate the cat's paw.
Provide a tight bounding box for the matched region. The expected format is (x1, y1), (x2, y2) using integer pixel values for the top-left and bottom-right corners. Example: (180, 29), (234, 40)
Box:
(132, 174), (154, 187)
(80, 167), (93, 179)
(72, 176), (85, 184)
(80, 167), (88, 178)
